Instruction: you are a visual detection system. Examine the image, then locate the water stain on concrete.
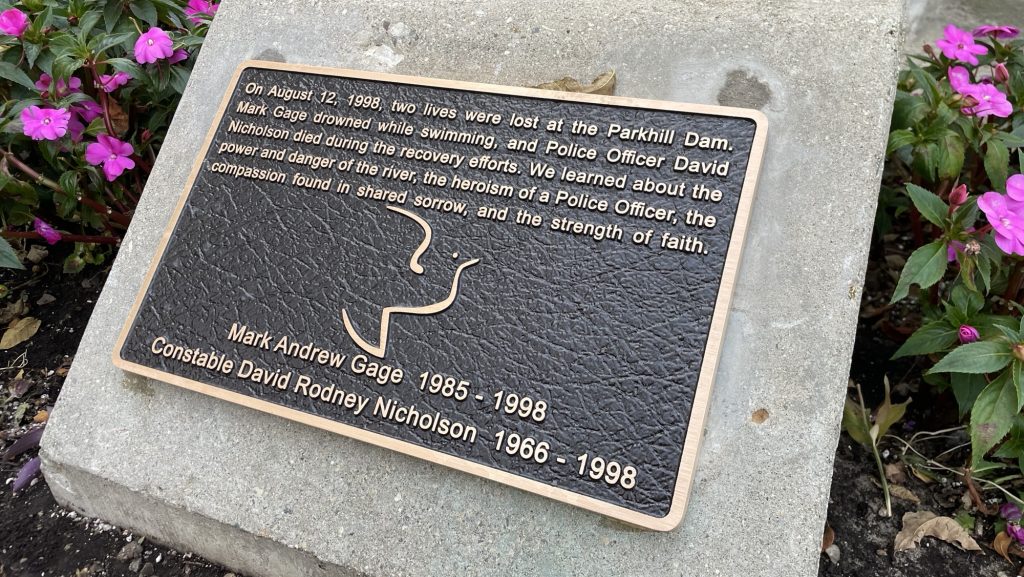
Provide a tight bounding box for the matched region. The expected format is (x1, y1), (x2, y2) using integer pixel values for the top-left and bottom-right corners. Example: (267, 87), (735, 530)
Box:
(121, 374), (155, 397)
(717, 69), (772, 110)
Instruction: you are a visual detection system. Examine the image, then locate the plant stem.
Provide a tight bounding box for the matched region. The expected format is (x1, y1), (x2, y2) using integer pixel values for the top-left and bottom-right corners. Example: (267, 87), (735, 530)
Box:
(1003, 258), (1024, 309)
(857, 383), (892, 517)
(872, 443), (893, 517)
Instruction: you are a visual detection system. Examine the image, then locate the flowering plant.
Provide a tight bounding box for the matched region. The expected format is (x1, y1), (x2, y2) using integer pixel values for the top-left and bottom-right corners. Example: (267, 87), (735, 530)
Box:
(884, 24), (1024, 484)
(0, 0), (214, 272)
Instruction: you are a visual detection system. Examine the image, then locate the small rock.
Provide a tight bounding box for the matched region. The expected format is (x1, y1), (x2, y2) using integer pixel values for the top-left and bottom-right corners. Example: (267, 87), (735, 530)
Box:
(128, 558), (142, 573)
(875, 548), (887, 557)
(224, 573), (237, 577)
(26, 246), (48, 264)
(116, 541), (143, 561)
(139, 562), (155, 577)
(36, 293), (56, 306)
(823, 543), (840, 565)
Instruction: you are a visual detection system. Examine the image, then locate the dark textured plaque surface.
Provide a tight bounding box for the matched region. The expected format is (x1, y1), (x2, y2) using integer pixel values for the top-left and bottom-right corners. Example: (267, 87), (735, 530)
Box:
(115, 62), (765, 529)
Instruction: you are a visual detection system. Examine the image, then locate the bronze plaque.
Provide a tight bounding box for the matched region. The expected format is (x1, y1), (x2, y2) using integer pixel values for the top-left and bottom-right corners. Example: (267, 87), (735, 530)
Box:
(115, 61), (766, 530)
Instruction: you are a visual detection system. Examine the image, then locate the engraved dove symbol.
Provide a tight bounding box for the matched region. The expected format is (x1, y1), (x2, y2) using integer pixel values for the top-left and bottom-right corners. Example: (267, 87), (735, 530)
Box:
(341, 205), (480, 358)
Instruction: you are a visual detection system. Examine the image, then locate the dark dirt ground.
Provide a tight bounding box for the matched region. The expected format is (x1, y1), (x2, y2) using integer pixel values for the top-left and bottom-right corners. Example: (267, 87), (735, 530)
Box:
(0, 248), (231, 577)
(0, 240), (1021, 577)
(817, 248), (1024, 577)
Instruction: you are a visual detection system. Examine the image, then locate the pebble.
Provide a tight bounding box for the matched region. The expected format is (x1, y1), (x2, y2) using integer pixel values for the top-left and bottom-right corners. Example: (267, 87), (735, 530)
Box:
(36, 293), (56, 306)
(128, 558), (142, 573)
(139, 562), (155, 577)
(823, 543), (841, 565)
(116, 541), (143, 561)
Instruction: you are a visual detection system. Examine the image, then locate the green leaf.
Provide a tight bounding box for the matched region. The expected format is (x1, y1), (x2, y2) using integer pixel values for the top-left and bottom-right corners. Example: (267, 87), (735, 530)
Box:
(929, 340), (1013, 374)
(873, 378), (910, 441)
(950, 284), (984, 316)
(912, 143), (939, 183)
(971, 373), (1017, 467)
(951, 373), (988, 416)
(104, 0), (126, 32)
(89, 32), (136, 55)
(842, 397), (872, 447)
(887, 129), (916, 154)
(23, 42), (43, 69)
(51, 56), (86, 83)
(995, 130), (1024, 150)
(909, 63), (941, 107)
(906, 183), (949, 229)
(104, 57), (142, 78)
(77, 10), (102, 39)
(0, 62), (37, 91)
(169, 65), (190, 93)
(891, 240), (948, 303)
(893, 320), (958, 358)
(937, 134), (966, 181)
(129, 0), (158, 26)
(993, 438), (1024, 473)
(1015, 361), (1024, 411)
(985, 140), (1010, 191)
(0, 237), (24, 270)
(892, 92), (929, 129)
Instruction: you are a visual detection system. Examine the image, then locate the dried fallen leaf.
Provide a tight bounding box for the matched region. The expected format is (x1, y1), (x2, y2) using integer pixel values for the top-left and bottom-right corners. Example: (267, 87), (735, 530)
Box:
(533, 70), (616, 95)
(885, 463), (908, 484)
(0, 297), (28, 325)
(822, 523), (835, 551)
(994, 531), (1013, 562)
(32, 409), (48, 423)
(0, 317), (41, 349)
(894, 511), (982, 552)
(25, 245), (47, 264)
(108, 100), (130, 136)
(889, 484), (921, 504)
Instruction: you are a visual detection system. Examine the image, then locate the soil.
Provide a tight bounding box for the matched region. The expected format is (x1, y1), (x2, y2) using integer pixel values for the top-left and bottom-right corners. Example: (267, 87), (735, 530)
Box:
(0, 247), (231, 577)
(818, 241), (1024, 577)
(0, 239), (1021, 577)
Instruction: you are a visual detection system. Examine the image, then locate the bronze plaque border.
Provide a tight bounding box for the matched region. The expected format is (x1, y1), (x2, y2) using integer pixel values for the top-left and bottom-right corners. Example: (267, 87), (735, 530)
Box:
(112, 60), (768, 531)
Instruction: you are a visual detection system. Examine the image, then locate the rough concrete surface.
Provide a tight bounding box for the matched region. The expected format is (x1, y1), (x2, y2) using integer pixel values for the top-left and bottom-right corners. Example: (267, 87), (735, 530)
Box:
(42, 1), (906, 576)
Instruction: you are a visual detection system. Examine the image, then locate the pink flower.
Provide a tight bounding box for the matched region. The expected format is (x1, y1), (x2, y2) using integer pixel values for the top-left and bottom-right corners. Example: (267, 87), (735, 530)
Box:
(1003, 503), (1023, 521)
(33, 218), (60, 245)
(979, 191), (1024, 255)
(937, 24), (988, 65)
(98, 71), (131, 92)
(167, 49), (188, 64)
(85, 134), (136, 181)
(948, 66), (971, 93)
(73, 100), (103, 123)
(0, 8), (28, 37)
(959, 83), (1013, 118)
(973, 25), (1020, 39)
(949, 183), (968, 208)
(20, 106), (70, 140)
(958, 325), (980, 344)
(1008, 174), (1024, 204)
(994, 62), (1010, 83)
(134, 28), (173, 64)
(35, 74), (82, 98)
(1010, 524), (1024, 545)
(66, 115), (84, 143)
(184, 0), (218, 24)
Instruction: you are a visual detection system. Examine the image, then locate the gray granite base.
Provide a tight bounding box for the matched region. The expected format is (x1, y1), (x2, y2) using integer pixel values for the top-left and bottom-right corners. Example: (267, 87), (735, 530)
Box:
(42, 1), (906, 576)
